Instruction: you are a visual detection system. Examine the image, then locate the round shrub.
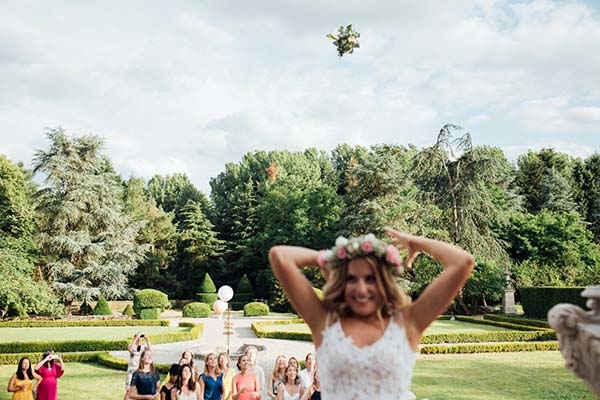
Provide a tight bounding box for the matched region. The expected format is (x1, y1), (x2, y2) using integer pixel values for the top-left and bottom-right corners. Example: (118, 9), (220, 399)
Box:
(122, 304), (135, 316)
(139, 308), (161, 320)
(244, 302), (269, 317)
(133, 289), (170, 315)
(93, 296), (113, 316)
(182, 302), (210, 318)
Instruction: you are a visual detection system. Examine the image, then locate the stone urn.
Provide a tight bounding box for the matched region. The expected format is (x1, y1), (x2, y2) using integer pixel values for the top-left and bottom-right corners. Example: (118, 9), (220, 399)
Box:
(548, 285), (600, 398)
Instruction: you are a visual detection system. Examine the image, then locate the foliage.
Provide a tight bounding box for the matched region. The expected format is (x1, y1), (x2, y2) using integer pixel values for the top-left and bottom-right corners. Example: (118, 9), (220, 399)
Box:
(237, 274), (253, 293)
(462, 259), (506, 311)
(132, 289), (169, 315)
(175, 200), (224, 298)
(79, 302), (93, 315)
(326, 24), (360, 57)
(182, 302), (210, 318)
(243, 302), (269, 317)
(138, 308), (160, 319)
(0, 248), (65, 318)
(572, 153), (600, 242)
(520, 287), (588, 319)
(502, 210), (600, 286)
(33, 128), (147, 303)
(123, 177), (178, 296)
(93, 296), (113, 316)
(122, 304), (134, 316)
(199, 273), (217, 293)
(412, 125), (518, 263)
(514, 148), (576, 214)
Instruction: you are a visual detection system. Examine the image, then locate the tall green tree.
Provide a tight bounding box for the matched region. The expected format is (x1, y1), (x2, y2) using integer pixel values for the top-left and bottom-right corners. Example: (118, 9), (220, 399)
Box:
(514, 148), (576, 214)
(123, 177), (178, 294)
(174, 200), (224, 298)
(339, 144), (421, 236)
(411, 124), (519, 262)
(0, 155), (64, 317)
(33, 128), (147, 304)
(147, 173), (211, 224)
(572, 154), (600, 242)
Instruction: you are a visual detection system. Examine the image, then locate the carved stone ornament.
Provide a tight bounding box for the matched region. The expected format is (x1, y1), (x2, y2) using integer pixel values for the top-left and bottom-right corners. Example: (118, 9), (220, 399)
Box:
(548, 285), (600, 398)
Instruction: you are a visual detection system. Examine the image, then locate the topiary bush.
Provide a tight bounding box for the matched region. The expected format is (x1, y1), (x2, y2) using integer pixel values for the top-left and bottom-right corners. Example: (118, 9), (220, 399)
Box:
(182, 302), (210, 318)
(93, 296), (113, 316)
(139, 308), (161, 320)
(244, 302), (269, 317)
(133, 289), (170, 315)
(197, 274), (218, 304)
(231, 274), (255, 311)
(122, 304), (134, 316)
(79, 302), (93, 315)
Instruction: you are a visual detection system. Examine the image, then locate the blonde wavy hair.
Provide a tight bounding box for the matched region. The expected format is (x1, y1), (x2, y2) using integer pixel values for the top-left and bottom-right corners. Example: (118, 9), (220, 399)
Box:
(322, 255), (411, 322)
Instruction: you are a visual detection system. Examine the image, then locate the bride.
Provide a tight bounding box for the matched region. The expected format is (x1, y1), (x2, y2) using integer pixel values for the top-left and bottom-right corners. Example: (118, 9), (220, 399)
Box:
(268, 227), (474, 400)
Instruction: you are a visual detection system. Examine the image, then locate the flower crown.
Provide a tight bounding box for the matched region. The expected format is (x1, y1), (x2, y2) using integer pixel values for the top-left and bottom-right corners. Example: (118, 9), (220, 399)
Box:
(317, 234), (404, 276)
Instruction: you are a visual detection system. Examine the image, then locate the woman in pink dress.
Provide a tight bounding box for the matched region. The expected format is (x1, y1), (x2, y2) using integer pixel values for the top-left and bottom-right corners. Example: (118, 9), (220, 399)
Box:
(232, 355), (260, 400)
(34, 350), (65, 400)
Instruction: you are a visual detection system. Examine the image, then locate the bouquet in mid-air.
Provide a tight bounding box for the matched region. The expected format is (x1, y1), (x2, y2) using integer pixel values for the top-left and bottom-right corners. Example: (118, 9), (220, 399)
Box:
(327, 24), (360, 57)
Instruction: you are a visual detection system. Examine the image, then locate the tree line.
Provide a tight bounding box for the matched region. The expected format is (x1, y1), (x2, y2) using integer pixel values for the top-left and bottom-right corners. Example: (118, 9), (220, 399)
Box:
(1, 125), (599, 317)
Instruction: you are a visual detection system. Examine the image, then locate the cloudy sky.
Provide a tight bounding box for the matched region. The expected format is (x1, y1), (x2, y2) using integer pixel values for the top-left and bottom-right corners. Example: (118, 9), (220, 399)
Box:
(2, 0), (599, 194)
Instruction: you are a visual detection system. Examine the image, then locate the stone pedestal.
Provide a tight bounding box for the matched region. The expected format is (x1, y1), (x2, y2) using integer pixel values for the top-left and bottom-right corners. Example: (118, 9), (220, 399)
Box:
(501, 289), (518, 314)
(501, 269), (518, 314)
(548, 285), (600, 398)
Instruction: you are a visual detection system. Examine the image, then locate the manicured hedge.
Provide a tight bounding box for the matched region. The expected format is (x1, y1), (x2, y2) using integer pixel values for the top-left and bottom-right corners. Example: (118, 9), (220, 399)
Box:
(133, 289), (170, 315)
(0, 322), (204, 359)
(520, 287), (587, 319)
(244, 302), (269, 317)
(420, 341), (559, 354)
(483, 314), (550, 329)
(139, 308), (161, 320)
(182, 302), (210, 318)
(0, 319), (169, 327)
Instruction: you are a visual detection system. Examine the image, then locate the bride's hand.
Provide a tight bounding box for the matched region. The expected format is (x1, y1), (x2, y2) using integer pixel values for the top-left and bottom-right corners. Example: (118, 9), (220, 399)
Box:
(384, 227), (421, 269)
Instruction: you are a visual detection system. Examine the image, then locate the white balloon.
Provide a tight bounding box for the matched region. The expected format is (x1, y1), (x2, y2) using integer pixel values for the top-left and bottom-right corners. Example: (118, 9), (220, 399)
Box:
(218, 285), (234, 302)
(213, 299), (228, 314)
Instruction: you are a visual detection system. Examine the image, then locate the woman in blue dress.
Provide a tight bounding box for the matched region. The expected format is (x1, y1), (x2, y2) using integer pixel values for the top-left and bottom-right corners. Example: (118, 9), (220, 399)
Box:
(198, 353), (223, 400)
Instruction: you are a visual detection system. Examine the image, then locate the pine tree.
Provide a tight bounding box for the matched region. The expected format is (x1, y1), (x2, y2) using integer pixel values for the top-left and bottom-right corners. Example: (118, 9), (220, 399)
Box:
(33, 128), (147, 304)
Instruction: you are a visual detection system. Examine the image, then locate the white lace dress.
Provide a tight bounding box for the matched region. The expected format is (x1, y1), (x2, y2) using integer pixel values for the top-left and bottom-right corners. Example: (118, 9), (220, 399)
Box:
(315, 315), (418, 400)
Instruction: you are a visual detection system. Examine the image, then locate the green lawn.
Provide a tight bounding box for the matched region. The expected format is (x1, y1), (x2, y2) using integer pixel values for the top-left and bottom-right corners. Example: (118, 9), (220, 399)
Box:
(412, 351), (594, 399)
(0, 352), (593, 399)
(0, 326), (185, 342)
(0, 363), (124, 400)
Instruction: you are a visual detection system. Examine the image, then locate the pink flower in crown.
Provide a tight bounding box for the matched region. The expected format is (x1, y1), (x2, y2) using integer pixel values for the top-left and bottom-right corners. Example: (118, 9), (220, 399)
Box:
(361, 241), (373, 253)
(385, 245), (401, 266)
(337, 246), (347, 259)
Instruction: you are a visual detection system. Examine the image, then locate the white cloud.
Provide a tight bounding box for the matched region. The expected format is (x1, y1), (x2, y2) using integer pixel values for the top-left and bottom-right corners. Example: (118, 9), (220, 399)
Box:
(1, 0), (599, 195)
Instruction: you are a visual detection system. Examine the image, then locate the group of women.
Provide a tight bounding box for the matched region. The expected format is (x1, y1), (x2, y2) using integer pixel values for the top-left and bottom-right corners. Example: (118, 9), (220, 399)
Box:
(268, 353), (319, 400)
(7, 351), (64, 400)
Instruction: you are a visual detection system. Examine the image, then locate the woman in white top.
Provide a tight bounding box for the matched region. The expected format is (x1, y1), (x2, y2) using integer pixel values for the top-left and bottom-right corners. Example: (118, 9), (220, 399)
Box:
(171, 364), (200, 400)
(269, 228), (474, 400)
(276, 365), (308, 400)
(297, 354), (315, 391)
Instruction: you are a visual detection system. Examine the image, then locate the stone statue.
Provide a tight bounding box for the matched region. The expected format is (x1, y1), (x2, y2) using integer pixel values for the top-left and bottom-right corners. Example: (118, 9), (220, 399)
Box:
(548, 286), (600, 398)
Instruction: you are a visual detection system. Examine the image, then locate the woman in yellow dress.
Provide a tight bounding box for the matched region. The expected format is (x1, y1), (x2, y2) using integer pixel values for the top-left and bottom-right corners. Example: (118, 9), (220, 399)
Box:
(7, 357), (42, 400)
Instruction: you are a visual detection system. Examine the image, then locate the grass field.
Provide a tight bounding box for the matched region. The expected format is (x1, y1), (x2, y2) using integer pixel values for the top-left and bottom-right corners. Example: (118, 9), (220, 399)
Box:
(0, 352), (593, 399)
(0, 326), (186, 342)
